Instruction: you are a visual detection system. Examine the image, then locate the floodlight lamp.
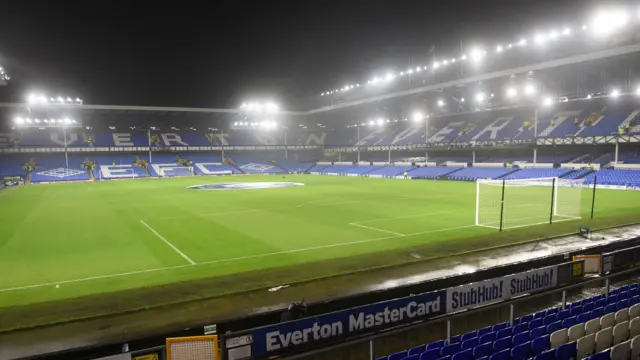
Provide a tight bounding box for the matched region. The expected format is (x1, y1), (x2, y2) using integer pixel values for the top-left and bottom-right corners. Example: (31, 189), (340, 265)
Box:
(587, 94), (592, 99)
(451, 58), (456, 63)
(590, 9), (629, 37)
(507, 87), (517, 98)
(76, 98), (82, 102)
(470, 48), (484, 61)
(411, 112), (423, 122)
(26, 118), (32, 123)
(460, 54), (467, 60)
(534, 33), (546, 45)
(437, 99), (445, 107)
(424, 66), (428, 70)
(611, 89), (620, 98)
(400, 72), (404, 75)
(443, 60), (448, 65)
(369, 120), (374, 126)
(376, 119), (384, 126)
(50, 98), (55, 102)
(234, 122), (238, 126)
(549, 30), (558, 39)
(407, 69), (413, 74)
(475, 93), (485, 103)
(496, 45), (503, 53)
(57, 96), (64, 102)
(44, 119), (48, 123)
(35, 119), (40, 123)
(433, 62), (440, 69)
(542, 96), (553, 106)
(524, 83), (537, 96)
(508, 44), (513, 48)
(385, 73), (394, 81)
(562, 27), (571, 36)
(14, 117), (23, 124)
(636, 88), (640, 96)
(66, 97), (72, 102)
(415, 66), (421, 72)
(519, 38), (527, 46)
(460, 97), (465, 102)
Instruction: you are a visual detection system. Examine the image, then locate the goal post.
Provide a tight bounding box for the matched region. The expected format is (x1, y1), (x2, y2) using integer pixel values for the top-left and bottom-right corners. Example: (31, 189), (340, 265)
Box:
(475, 177), (584, 231)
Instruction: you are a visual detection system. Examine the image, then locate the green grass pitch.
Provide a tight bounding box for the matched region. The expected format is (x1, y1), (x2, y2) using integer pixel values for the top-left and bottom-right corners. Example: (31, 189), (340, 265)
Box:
(1, 175), (639, 319)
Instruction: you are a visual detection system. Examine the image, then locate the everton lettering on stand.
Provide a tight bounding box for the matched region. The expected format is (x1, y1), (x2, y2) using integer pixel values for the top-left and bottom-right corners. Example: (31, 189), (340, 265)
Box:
(251, 290), (446, 357)
(447, 265), (557, 312)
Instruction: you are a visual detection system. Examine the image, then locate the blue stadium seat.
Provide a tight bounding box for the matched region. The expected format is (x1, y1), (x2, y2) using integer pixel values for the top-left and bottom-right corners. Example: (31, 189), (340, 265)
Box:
(513, 323), (528, 335)
(389, 350), (407, 360)
(493, 337), (512, 352)
(554, 341), (576, 360)
(404, 355), (419, 360)
(556, 310), (570, 321)
(617, 299), (629, 310)
(562, 316), (577, 329)
(408, 345), (425, 356)
(577, 313), (590, 324)
(478, 326), (493, 337)
(520, 315), (534, 324)
(420, 348), (441, 360)
(451, 349), (473, 360)
(547, 321), (562, 335)
(461, 331), (477, 342)
(377, 357), (387, 360)
(473, 343), (493, 359)
(427, 340), (446, 351)
(448, 335), (461, 344)
(532, 335), (550, 356)
(513, 332), (530, 345)
(570, 306), (582, 316)
(435, 356), (451, 360)
(587, 349), (611, 360)
(479, 332), (496, 344)
(595, 300), (606, 308)
(511, 342), (532, 360)
(440, 343), (461, 357)
(546, 308), (559, 315)
(607, 295), (619, 304)
(488, 348), (510, 360)
(531, 326), (547, 340)
(631, 296), (640, 305)
(534, 349), (555, 360)
(544, 314), (557, 325)
(496, 328), (511, 339)
(534, 311), (546, 319)
(493, 322), (509, 332)
(529, 318), (544, 330)
(461, 338), (478, 351)
(604, 304), (616, 314)
(592, 307), (603, 320)
(583, 303), (595, 312)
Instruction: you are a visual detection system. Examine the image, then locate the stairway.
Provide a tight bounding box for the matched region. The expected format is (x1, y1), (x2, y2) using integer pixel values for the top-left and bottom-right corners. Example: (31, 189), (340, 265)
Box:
(538, 117), (565, 137)
(437, 168), (464, 179)
(496, 168), (521, 179)
(272, 162), (291, 173)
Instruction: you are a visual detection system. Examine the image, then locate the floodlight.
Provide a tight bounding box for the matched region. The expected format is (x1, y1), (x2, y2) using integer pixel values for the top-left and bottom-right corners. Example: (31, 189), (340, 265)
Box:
(437, 99), (445, 107)
(26, 118), (32, 123)
(549, 30), (558, 39)
(562, 27), (571, 35)
(415, 66), (421, 72)
(14, 117), (23, 124)
(451, 58), (456, 63)
(76, 98), (82, 102)
(57, 96), (64, 102)
(412, 111), (423, 122)
(496, 45), (503, 53)
(407, 69), (413, 74)
(636, 88), (640, 96)
(461, 97), (465, 102)
(470, 48), (484, 61)
(234, 122), (238, 126)
(50, 97), (55, 102)
(518, 38), (527, 46)
(385, 73), (394, 81)
(443, 60), (448, 65)
(321, 93), (324, 96)
(460, 54), (467, 60)
(44, 119), (48, 123)
(590, 9), (629, 37)
(587, 94), (592, 99)
(534, 33), (546, 45)
(377, 119), (384, 126)
(506, 87), (517, 98)
(475, 93), (485, 103)
(582, 25), (588, 30)
(508, 44), (512, 48)
(356, 84), (360, 87)
(423, 66), (428, 70)
(400, 72), (404, 75)
(611, 89), (620, 98)
(265, 102), (279, 113)
(369, 120), (374, 126)
(35, 119), (40, 123)
(542, 96), (553, 106)
(433, 62), (440, 69)
(524, 83), (537, 96)
(66, 97), (72, 102)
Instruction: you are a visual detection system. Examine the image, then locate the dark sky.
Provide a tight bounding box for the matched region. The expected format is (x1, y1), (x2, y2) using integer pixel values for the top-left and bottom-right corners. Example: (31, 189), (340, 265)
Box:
(0, 0), (592, 109)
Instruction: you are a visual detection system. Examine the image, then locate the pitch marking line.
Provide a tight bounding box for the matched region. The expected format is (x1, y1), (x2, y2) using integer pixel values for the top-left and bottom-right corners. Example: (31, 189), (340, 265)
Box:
(0, 224), (475, 293)
(139, 220), (196, 265)
(349, 222), (406, 236)
(351, 210), (457, 225)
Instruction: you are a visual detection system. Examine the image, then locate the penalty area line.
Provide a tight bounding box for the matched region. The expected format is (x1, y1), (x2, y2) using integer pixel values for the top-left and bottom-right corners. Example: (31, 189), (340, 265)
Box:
(349, 222), (406, 236)
(0, 224), (475, 293)
(139, 220), (196, 265)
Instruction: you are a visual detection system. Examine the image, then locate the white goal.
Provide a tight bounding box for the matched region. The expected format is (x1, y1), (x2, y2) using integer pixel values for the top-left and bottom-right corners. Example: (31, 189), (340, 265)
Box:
(475, 177), (584, 230)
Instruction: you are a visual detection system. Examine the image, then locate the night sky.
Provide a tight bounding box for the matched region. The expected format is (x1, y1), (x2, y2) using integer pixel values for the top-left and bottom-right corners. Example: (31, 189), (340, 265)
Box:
(0, 0), (591, 109)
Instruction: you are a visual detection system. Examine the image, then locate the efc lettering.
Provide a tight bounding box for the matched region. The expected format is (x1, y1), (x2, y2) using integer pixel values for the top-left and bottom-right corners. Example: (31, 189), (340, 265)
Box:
(349, 298), (441, 332)
(451, 282), (503, 310)
(509, 269), (554, 296)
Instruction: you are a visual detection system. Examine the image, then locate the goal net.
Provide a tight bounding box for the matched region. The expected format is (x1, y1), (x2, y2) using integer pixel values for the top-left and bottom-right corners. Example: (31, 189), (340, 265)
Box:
(158, 167), (194, 177)
(476, 177), (584, 230)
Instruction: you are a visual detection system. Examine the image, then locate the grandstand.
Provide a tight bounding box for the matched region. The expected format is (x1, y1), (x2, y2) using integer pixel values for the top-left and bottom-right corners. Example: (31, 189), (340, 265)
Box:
(4, 3), (640, 360)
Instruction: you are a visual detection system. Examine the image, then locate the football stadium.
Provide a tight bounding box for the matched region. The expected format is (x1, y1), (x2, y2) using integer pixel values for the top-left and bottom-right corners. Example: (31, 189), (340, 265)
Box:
(4, 3), (640, 360)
